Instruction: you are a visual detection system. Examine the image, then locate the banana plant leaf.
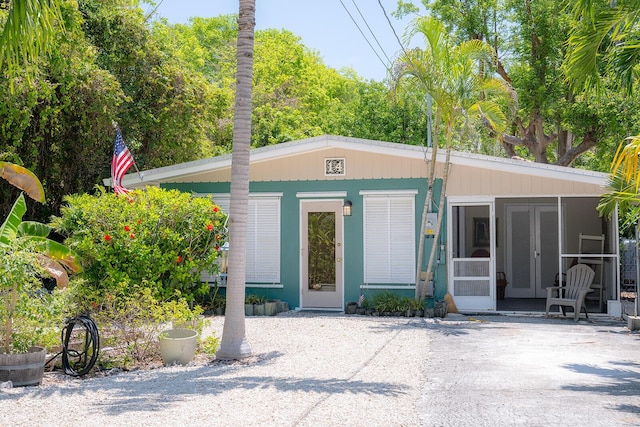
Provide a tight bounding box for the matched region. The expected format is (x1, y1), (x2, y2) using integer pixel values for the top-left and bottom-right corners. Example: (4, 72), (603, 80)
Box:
(0, 193), (27, 246)
(18, 221), (52, 238)
(0, 161), (45, 203)
(28, 236), (82, 273)
(37, 254), (70, 289)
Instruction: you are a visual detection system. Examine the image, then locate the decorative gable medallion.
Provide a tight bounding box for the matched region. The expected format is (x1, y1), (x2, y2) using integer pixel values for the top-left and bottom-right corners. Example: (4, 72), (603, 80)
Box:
(324, 158), (345, 176)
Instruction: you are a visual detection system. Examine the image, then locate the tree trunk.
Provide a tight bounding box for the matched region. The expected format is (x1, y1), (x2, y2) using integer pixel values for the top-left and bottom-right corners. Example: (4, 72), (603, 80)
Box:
(217, 0), (255, 360)
(420, 123), (452, 303)
(415, 113), (440, 299)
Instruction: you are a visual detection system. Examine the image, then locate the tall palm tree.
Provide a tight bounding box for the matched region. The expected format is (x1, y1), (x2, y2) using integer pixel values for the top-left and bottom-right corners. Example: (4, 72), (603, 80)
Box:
(564, 0), (640, 94)
(0, 0), (62, 73)
(565, 2), (640, 218)
(390, 16), (512, 302)
(216, 0), (255, 360)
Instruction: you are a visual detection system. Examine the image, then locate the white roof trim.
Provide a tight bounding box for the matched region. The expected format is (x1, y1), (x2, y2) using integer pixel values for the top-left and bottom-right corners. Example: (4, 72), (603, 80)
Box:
(105, 134), (608, 187)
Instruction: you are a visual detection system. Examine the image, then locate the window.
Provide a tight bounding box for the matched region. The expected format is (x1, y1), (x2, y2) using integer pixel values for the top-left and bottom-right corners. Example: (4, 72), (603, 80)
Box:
(362, 191), (416, 283)
(198, 193), (281, 283)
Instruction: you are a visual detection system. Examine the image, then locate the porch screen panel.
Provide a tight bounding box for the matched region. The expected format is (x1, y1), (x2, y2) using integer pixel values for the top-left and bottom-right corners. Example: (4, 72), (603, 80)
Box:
(452, 258), (490, 297)
(454, 280), (490, 296)
(246, 198), (281, 283)
(364, 196), (415, 283)
(454, 260), (489, 277)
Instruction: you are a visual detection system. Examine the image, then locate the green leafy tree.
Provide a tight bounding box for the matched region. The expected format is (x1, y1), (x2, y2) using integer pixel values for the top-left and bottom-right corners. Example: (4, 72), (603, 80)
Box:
(78, 0), (218, 167)
(0, 0), (62, 75)
(0, 0), (126, 222)
(412, 0), (627, 169)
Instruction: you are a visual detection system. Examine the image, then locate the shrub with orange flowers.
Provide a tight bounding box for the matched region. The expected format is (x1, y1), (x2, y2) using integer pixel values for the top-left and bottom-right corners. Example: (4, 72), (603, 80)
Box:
(51, 186), (227, 315)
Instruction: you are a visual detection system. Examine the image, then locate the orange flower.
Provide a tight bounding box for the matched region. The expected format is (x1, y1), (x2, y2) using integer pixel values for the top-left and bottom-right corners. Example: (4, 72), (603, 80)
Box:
(215, 245), (220, 251)
(176, 255), (183, 263)
(130, 233), (136, 239)
(104, 234), (112, 241)
(124, 225), (130, 232)
(206, 224), (213, 231)
(213, 206), (219, 213)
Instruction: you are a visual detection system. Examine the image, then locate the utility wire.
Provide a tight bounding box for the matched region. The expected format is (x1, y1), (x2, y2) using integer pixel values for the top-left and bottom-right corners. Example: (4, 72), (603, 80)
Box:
(338, 0), (389, 72)
(377, 0), (411, 60)
(350, 0), (393, 65)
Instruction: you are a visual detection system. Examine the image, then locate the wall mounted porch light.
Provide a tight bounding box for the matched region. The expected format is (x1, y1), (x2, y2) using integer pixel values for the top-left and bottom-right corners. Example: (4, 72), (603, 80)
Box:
(343, 200), (352, 217)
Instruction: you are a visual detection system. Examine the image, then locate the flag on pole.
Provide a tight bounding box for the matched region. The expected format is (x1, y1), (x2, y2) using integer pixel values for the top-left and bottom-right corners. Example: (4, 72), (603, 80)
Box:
(358, 293), (365, 307)
(111, 126), (135, 195)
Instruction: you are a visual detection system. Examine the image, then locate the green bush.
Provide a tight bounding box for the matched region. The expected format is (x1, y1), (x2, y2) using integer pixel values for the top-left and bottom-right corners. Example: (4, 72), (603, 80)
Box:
(368, 292), (422, 313)
(0, 246), (71, 353)
(51, 186), (227, 366)
(52, 186), (227, 306)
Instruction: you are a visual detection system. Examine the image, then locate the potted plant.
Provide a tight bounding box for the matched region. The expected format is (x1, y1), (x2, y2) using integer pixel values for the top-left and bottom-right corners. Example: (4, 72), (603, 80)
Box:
(249, 295), (266, 316)
(0, 162), (81, 386)
(264, 299), (278, 316)
(212, 294), (226, 316)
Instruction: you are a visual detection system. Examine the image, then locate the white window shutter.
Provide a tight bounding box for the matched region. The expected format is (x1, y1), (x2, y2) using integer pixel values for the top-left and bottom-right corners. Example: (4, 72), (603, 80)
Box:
(195, 193), (280, 283)
(246, 198), (280, 282)
(364, 196), (415, 283)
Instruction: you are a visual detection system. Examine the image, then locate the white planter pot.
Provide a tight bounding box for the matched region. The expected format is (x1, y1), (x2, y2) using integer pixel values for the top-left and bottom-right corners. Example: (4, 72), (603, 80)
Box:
(158, 329), (198, 366)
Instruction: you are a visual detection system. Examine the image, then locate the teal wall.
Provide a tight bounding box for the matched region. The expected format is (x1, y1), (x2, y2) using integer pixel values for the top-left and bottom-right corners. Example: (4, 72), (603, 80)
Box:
(164, 178), (445, 308)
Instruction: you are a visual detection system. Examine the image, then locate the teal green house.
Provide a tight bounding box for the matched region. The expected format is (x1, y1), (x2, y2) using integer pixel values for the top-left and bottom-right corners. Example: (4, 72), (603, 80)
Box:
(116, 135), (622, 316)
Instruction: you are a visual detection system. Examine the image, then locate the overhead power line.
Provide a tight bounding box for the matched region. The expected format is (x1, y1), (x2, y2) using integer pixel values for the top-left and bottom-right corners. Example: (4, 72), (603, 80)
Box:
(337, 0), (391, 74)
(350, 0), (393, 65)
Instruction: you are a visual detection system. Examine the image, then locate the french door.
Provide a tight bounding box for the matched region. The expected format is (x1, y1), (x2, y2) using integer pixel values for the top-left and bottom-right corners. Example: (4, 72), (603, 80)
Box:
(506, 204), (558, 298)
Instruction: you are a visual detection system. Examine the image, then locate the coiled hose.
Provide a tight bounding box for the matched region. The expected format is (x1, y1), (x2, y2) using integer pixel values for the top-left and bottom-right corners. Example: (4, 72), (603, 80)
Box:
(46, 314), (99, 377)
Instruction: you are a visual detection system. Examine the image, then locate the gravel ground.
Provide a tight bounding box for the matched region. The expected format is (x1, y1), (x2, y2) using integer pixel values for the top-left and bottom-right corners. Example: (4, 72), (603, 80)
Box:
(0, 311), (432, 426)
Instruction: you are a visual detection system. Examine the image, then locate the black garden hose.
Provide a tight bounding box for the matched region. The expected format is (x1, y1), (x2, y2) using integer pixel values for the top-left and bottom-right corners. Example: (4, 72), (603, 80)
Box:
(46, 314), (99, 377)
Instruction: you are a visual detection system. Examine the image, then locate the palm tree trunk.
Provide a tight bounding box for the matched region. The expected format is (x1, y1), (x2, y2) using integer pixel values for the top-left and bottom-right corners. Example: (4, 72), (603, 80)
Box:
(420, 146), (452, 302)
(217, 0), (255, 360)
(415, 111), (440, 300)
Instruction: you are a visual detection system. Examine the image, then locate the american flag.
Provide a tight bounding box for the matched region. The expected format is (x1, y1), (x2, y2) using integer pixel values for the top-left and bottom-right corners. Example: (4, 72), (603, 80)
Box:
(111, 127), (135, 195)
(358, 293), (365, 307)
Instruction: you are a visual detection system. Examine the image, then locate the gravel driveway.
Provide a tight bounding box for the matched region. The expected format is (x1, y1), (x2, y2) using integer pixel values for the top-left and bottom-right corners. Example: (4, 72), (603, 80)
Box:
(1, 311), (431, 426)
(2, 311), (639, 426)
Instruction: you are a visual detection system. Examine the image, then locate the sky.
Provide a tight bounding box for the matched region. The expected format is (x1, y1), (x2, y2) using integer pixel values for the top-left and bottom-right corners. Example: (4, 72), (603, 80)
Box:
(150, 0), (422, 81)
